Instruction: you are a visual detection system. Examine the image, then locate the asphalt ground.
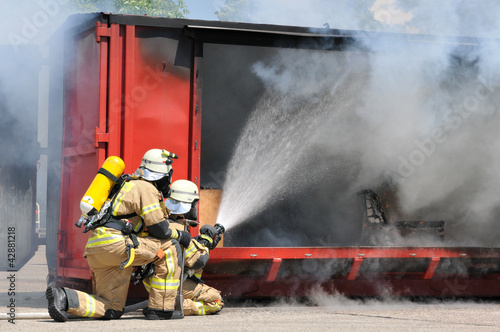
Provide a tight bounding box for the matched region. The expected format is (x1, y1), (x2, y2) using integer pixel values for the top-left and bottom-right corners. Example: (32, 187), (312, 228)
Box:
(1, 245), (500, 331)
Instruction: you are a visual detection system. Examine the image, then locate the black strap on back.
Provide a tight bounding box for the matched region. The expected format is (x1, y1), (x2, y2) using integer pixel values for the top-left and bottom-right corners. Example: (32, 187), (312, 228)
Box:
(87, 174), (141, 249)
(106, 218), (140, 248)
(84, 174), (132, 233)
(98, 167), (120, 183)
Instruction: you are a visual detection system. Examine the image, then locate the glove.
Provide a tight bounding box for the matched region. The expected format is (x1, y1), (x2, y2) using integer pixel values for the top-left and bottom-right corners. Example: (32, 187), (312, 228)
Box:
(200, 225), (217, 238)
(177, 230), (191, 248)
(198, 225), (220, 250)
(194, 235), (211, 249)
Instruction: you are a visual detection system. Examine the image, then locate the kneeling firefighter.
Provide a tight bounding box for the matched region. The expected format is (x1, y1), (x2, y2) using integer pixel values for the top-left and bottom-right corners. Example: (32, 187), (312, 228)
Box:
(46, 149), (192, 321)
(138, 180), (225, 316)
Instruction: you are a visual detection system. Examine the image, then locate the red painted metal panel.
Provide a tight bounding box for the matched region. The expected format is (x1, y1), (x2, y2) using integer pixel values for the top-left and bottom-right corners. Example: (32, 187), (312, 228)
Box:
(207, 247), (500, 260)
(58, 29), (102, 279)
(96, 21), (109, 166)
(188, 41), (202, 187)
(200, 247), (500, 297)
(123, 25), (136, 169)
(203, 277), (500, 298)
(107, 23), (123, 158)
(116, 26), (193, 178)
(58, 19), (196, 287)
(423, 257), (440, 280)
(265, 258), (282, 282)
(347, 257), (363, 280)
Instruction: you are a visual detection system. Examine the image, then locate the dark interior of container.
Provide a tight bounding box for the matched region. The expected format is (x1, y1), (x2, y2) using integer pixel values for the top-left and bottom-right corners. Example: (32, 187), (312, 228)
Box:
(200, 43), (367, 247)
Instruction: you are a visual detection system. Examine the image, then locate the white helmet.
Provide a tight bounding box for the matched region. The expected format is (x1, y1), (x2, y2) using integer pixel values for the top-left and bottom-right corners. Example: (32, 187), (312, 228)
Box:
(165, 180), (199, 214)
(134, 149), (176, 181)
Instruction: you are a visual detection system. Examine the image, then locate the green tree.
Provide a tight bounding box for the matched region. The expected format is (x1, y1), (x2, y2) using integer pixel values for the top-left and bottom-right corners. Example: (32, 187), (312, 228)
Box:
(70, 0), (189, 18)
(214, 0), (251, 22)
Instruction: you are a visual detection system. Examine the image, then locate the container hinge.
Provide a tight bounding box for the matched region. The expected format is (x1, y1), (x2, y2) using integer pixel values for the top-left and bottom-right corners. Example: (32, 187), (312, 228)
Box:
(96, 22), (111, 43)
(95, 127), (110, 147)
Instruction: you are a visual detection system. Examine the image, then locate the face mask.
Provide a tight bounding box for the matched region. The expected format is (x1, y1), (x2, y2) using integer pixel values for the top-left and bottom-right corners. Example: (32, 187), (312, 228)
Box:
(165, 198), (192, 214)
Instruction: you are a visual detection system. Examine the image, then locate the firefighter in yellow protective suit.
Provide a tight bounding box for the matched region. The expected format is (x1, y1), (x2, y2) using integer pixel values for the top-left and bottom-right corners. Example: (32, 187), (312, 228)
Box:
(141, 180), (224, 316)
(180, 223), (224, 316)
(46, 149), (192, 321)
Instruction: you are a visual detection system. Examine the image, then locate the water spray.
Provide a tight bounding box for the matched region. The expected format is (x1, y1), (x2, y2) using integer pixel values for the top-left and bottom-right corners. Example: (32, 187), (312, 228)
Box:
(215, 50), (359, 233)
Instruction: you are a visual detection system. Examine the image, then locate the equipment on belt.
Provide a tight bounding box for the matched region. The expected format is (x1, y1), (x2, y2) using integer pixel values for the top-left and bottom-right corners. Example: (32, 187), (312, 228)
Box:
(121, 243), (136, 269)
(75, 156), (125, 228)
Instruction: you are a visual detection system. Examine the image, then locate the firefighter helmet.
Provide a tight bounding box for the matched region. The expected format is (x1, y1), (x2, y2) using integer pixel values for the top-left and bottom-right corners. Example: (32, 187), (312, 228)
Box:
(169, 180), (199, 203)
(134, 149), (175, 181)
(165, 180), (199, 214)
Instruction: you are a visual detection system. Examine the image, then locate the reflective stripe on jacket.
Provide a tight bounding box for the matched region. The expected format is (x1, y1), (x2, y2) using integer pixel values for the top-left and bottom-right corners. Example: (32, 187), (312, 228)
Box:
(85, 227), (126, 249)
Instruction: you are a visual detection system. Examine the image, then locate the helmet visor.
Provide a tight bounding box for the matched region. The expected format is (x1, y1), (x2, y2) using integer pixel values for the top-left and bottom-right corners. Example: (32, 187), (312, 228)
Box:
(134, 167), (167, 181)
(165, 198), (192, 214)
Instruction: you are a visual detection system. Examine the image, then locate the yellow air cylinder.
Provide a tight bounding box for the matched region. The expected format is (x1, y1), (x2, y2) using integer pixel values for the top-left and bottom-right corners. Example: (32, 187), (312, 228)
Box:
(80, 156), (125, 217)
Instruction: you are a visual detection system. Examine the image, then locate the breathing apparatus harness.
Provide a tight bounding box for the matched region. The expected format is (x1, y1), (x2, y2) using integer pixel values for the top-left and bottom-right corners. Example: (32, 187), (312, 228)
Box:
(76, 150), (178, 270)
(78, 173), (142, 269)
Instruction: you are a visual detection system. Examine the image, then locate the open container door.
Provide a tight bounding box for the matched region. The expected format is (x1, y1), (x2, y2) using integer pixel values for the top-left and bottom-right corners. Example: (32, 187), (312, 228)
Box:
(55, 18), (103, 288)
(54, 13), (198, 291)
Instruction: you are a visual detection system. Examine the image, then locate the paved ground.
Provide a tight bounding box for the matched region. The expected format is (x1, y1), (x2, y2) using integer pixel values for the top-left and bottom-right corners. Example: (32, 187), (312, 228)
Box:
(1, 245), (500, 331)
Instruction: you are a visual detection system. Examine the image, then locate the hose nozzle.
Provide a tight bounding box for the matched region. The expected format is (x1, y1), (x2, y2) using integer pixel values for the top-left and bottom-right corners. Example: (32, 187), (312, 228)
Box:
(214, 223), (225, 235)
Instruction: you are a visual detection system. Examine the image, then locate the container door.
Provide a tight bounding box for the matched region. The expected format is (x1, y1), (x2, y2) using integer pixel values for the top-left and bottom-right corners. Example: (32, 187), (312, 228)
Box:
(57, 19), (198, 289)
(57, 27), (102, 282)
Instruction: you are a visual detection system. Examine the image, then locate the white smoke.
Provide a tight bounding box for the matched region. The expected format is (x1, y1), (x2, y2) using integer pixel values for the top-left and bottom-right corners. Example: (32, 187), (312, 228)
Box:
(216, 1), (500, 246)
(217, 49), (362, 229)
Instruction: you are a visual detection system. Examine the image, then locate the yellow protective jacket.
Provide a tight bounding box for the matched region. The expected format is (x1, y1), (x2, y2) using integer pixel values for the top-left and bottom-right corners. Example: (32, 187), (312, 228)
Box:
(170, 220), (209, 278)
(85, 178), (181, 254)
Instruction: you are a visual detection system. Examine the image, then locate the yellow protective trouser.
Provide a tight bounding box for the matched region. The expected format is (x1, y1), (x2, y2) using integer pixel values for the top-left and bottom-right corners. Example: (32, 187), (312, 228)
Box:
(145, 239), (182, 311)
(143, 278), (223, 316)
(65, 235), (181, 318)
(65, 239), (132, 318)
(182, 279), (223, 316)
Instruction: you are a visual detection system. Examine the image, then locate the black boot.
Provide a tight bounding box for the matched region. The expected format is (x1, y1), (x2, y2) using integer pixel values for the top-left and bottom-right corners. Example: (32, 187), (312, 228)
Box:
(219, 297), (224, 311)
(145, 308), (184, 320)
(46, 282), (68, 322)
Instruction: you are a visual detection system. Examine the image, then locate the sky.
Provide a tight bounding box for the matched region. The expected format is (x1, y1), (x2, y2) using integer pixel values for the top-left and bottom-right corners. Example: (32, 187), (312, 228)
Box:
(184, 0), (219, 21)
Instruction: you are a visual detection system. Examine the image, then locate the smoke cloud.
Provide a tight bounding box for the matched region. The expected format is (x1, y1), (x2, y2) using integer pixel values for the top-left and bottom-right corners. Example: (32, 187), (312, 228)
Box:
(216, 1), (500, 247)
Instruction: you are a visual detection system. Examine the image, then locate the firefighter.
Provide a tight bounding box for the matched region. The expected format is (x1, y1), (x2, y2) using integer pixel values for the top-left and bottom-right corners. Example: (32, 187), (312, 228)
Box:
(143, 179), (224, 316)
(46, 149), (192, 321)
(181, 224), (224, 316)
